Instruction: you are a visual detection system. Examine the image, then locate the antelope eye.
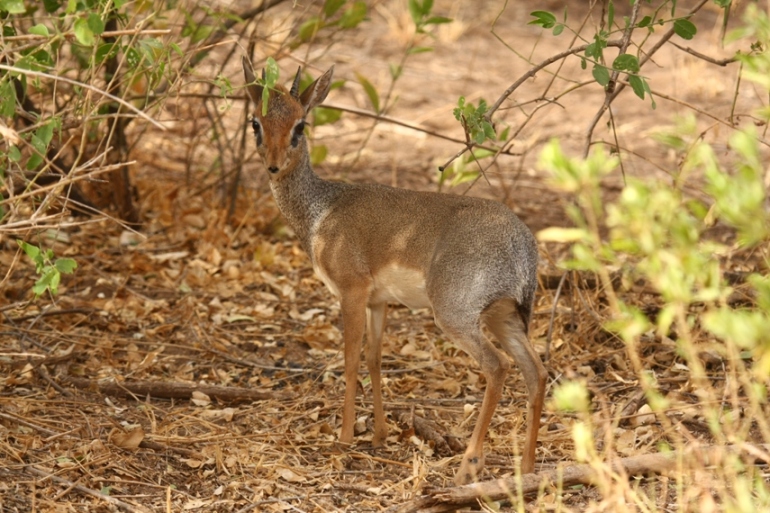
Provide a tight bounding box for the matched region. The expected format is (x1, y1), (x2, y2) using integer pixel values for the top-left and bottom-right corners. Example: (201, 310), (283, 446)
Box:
(251, 118), (263, 146)
(291, 121), (306, 147)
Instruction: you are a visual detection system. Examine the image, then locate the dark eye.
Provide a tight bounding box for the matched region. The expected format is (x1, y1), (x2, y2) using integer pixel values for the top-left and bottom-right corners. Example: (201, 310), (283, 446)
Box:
(251, 118), (263, 145)
(291, 120), (305, 147)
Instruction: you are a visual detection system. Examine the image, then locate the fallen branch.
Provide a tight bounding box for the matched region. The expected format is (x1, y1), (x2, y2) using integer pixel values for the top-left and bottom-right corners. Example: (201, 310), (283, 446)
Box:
(62, 376), (288, 404)
(386, 444), (770, 513)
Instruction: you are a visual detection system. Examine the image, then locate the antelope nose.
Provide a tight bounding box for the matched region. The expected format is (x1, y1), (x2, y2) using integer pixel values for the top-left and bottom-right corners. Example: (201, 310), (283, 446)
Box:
(268, 166), (279, 174)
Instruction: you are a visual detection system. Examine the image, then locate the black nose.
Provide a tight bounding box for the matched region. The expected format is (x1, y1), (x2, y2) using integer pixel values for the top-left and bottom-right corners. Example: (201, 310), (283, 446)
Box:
(268, 166), (279, 174)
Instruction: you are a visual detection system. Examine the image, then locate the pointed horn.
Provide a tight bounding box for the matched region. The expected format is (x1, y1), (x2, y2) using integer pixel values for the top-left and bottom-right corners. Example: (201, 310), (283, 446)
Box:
(290, 66), (302, 97)
(261, 68), (266, 81)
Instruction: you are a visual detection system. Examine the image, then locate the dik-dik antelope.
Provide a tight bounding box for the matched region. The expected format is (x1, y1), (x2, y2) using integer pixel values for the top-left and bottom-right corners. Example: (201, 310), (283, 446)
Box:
(242, 57), (546, 485)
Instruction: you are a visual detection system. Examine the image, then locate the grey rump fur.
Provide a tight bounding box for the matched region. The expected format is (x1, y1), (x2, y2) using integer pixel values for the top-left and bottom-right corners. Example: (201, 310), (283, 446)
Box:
(242, 56), (546, 485)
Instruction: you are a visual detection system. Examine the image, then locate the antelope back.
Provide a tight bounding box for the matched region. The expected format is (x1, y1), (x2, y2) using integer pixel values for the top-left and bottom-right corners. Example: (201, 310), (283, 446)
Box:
(242, 57), (334, 178)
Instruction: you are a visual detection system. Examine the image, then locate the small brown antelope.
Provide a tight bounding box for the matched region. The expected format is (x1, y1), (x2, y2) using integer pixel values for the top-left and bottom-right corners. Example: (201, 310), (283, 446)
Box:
(242, 57), (546, 485)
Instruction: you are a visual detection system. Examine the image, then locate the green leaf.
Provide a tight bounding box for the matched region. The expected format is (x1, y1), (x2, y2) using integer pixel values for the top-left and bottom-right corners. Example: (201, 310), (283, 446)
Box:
(408, 46), (433, 54)
(310, 144), (328, 165)
(298, 16), (323, 42)
(313, 107), (342, 126)
(263, 57), (279, 87)
(95, 42), (119, 65)
(87, 13), (104, 35)
(638, 15), (652, 28)
(17, 240), (41, 263)
(25, 120), (56, 170)
(450, 169), (479, 187)
(467, 148), (495, 162)
(607, 0), (614, 28)
(29, 24), (50, 37)
(482, 121), (496, 142)
(553, 24), (564, 36)
(339, 1), (367, 29)
(55, 258), (77, 274)
(261, 57), (280, 116)
(612, 53), (639, 73)
(629, 75), (645, 99)
(529, 10), (557, 28)
(32, 278), (51, 297)
(0, 0), (26, 14)
(643, 78), (656, 109)
(43, 0), (60, 13)
(73, 17), (95, 46)
(0, 80), (16, 117)
(407, 0), (422, 25)
(592, 64), (610, 87)
(27, 138), (46, 170)
(323, 0), (346, 18)
(389, 63), (402, 80)
(673, 19), (697, 40)
(65, 0), (76, 14)
(424, 16), (452, 25)
(537, 227), (588, 243)
(37, 121), (54, 146)
(355, 73), (380, 113)
(48, 267), (61, 294)
(585, 42), (599, 60)
(8, 146), (21, 162)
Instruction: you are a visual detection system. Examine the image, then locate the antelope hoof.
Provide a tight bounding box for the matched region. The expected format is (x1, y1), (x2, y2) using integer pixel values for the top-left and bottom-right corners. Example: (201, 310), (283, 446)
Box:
(371, 429), (387, 448)
(455, 454), (484, 486)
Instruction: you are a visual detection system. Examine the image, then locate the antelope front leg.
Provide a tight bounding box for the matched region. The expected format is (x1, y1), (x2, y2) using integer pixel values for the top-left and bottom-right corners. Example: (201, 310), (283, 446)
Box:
(366, 303), (387, 446)
(339, 293), (368, 446)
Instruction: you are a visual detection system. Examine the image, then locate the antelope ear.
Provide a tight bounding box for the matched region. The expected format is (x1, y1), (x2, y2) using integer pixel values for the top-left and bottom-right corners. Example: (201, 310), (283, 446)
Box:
(242, 56), (263, 105)
(290, 66), (301, 98)
(299, 65), (334, 114)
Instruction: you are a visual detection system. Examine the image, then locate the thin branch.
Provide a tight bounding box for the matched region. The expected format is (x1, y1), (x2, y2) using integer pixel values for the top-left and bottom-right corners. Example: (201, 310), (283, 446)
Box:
(669, 41), (737, 66)
(188, 0), (290, 69)
(639, 82), (770, 148)
(325, 102), (520, 156)
(0, 160), (133, 207)
(0, 29), (170, 42)
(545, 272), (568, 362)
(0, 64), (165, 130)
(606, 0), (642, 94)
(387, 444), (770, 513)
(583, 0), (711, 156)
(485, 39), (626, 120)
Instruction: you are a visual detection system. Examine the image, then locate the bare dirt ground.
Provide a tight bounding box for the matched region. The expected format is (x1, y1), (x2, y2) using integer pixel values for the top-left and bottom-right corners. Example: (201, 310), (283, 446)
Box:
(1, 1), (764, 511)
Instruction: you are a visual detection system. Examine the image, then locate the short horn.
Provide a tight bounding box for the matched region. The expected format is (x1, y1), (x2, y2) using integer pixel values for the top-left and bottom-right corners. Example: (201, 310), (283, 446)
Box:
(290, 66), (302, 97)
(261, 68), (266, 81)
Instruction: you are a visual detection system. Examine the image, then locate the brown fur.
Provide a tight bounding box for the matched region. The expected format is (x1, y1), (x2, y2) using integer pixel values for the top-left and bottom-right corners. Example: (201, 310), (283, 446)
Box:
(242, 57), (546, 484)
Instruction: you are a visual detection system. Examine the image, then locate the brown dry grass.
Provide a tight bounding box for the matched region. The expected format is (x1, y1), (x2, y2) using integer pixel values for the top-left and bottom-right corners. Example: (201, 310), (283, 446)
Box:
(2, 1), (768, 511)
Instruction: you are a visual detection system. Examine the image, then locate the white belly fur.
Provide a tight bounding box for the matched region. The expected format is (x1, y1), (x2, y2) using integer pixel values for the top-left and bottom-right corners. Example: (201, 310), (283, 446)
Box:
(370, 264), (430, 310)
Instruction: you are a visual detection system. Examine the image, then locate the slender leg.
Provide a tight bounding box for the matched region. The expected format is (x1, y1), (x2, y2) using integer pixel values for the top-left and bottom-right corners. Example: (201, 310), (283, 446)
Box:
(366, 303), (388, 446)
(435, 314), (510, 485)
(456, 346), (509, 485)
(485, 300), (547, 474)
(338, 291), (369, 446)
